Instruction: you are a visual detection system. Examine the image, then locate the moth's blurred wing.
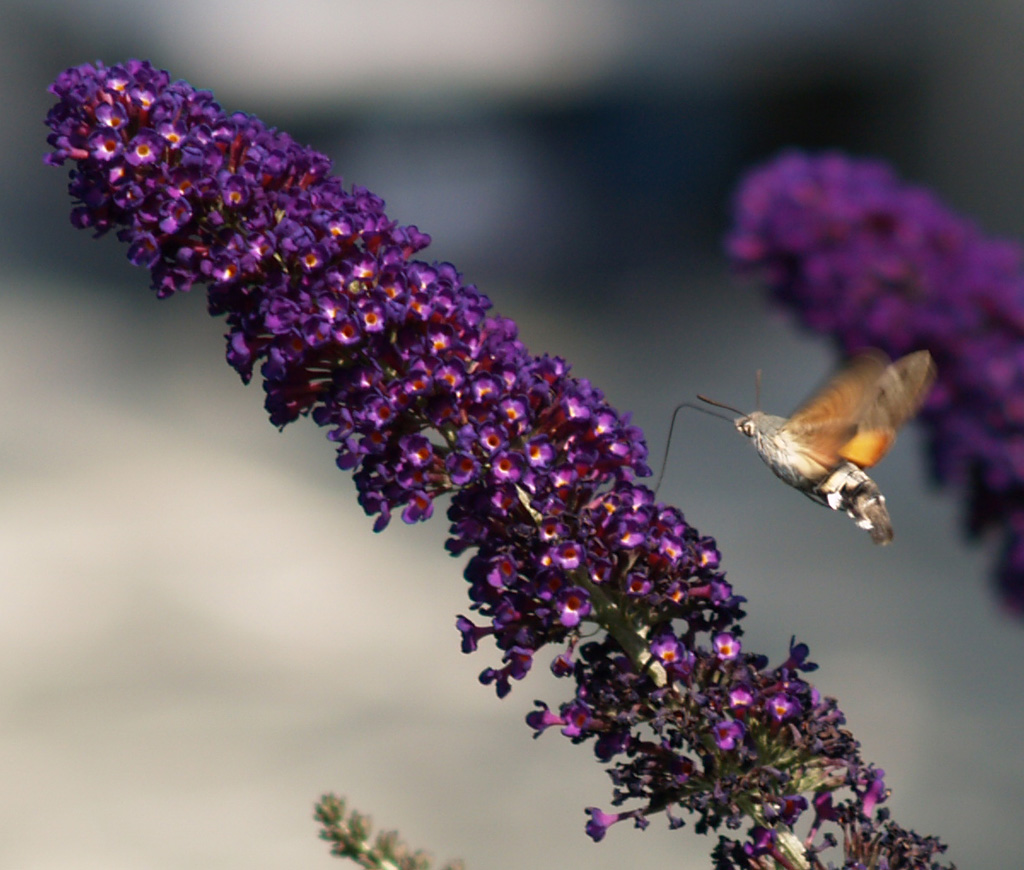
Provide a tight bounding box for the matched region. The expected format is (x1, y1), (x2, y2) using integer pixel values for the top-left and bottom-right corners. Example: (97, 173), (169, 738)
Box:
(839, 350), (936, 468)
(782, 351), (889, 469)
(857, 350), (936, 432)
(836, 429), (896, 469)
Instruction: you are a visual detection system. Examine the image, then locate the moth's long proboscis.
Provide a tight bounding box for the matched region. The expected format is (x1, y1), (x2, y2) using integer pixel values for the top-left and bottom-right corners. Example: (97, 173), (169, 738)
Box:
(653, 400), (734, 496)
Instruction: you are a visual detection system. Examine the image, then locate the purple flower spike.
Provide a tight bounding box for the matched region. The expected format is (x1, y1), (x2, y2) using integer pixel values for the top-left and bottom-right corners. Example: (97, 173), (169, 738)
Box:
(729, 150), (1024, 613)
(47, 63), (953, 869)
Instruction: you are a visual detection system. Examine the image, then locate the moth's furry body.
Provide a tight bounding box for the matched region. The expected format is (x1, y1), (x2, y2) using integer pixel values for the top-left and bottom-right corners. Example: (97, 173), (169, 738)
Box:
(737, 412), (830, 490)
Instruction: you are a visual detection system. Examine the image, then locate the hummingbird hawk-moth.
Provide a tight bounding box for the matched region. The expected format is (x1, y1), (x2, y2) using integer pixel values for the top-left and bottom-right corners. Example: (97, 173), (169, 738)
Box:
(702, 350), (936, 545)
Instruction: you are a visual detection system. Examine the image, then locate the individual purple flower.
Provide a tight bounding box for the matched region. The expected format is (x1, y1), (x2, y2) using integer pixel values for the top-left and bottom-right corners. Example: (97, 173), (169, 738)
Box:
(125, 130), (163, 166)
(537, 516), (566, 542)
(86, 127), (122, 162)
(455, 614), (492, 653)
(555, 587), (590, 628)
(47, 61), (953, 870)
(624, 571), (653, 598)
(711, 718), (745, 750)
(157, 197), (192, 234)
(550, 540), (584, 570)
(809, 790), (838, 841)
(481, 554), (516, 589)
(584, 807), (642, 843)
(614, 516), (647, 549)
(781, 635), (818, 674)
(728, 685), (754, 715)
(525, 435), (555, 468)
(126, 232), (160, 268)
(497, 396), (529, 432)
(94, 101), (128, 131)
(729, 149), (1024, 614)
(525, 700), (564, 735)
(558, 699), (594, 737)
(399, 434), (434, 467)
(475, 423), (506, 455)
(649, 631), (684, 667)
(445, 452), (479, 486)
(400, 491), (433, 524)
(490, 450), (523, 483)
(693, 536), (720, 570)
(713, 632), (741, 661)
(857, 767), (888, 818)
(770, 794), (808, 826)
(767, 692), (801, 723)
(741, 826), (777, 860)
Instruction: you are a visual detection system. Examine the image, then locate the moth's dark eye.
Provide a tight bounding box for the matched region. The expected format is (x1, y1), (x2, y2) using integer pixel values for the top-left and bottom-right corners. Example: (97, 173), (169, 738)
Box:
(738, 420), (754, 437)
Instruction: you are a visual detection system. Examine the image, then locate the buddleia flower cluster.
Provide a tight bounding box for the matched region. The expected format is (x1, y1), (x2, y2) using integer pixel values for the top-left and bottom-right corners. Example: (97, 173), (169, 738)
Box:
(729, 151), (1024, 613)
(46, 61), (952, 868)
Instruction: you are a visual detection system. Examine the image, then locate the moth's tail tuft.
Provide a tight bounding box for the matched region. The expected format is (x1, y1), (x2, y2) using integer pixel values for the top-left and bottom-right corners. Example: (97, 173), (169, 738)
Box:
(817, 463), (894, 545)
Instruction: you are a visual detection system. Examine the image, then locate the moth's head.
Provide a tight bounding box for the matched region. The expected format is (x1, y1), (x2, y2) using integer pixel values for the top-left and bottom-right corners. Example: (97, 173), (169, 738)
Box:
(736, 414), (758, 438)
(700, 367), (764, 438)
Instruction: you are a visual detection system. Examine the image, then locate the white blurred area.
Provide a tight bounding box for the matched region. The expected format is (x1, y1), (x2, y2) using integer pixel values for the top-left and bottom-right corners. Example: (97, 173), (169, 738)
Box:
(4, 2), (1024, 869)
(51, 1), (905, 105)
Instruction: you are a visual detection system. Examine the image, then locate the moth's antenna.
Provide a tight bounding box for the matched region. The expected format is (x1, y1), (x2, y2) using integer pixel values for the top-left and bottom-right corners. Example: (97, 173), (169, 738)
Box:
(653, 399), (736, 496)
(693, 395), (744, 416)
(755, 369), (762, 411)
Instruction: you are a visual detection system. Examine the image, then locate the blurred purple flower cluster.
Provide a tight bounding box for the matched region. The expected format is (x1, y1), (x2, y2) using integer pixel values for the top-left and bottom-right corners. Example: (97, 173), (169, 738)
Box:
(729, 151), (1024, 612)
(47, 62), (952, 867)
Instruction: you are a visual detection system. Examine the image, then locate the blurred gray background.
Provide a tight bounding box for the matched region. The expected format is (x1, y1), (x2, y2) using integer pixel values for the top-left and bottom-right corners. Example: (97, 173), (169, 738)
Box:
(3, 2), (1023, 868)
